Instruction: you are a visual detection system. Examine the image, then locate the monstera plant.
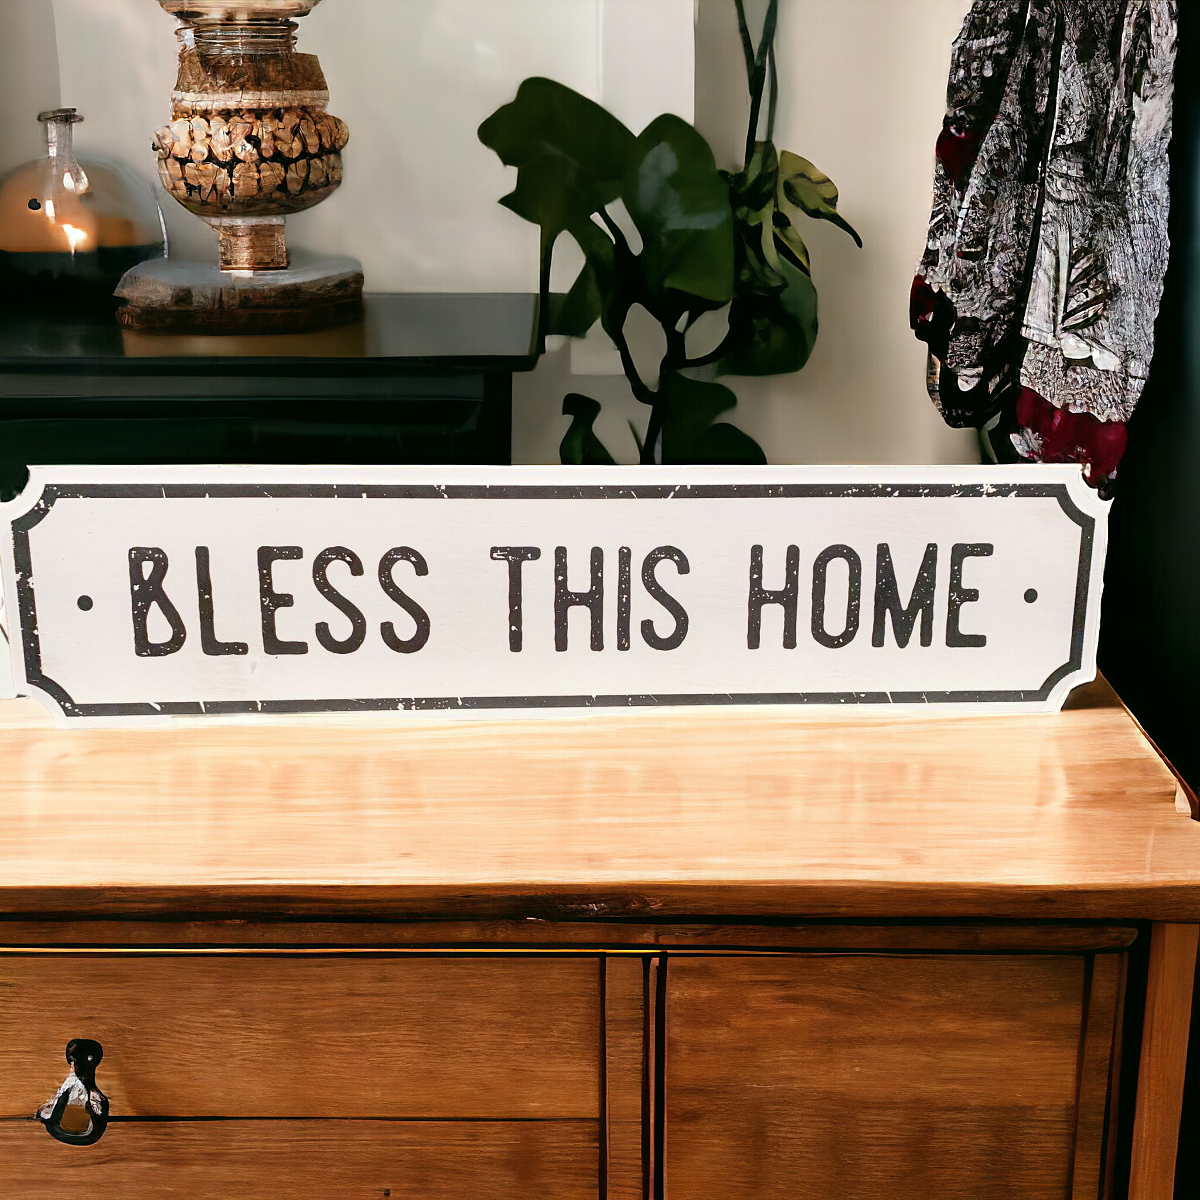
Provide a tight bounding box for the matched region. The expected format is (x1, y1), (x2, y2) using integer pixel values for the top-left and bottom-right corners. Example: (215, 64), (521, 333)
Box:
(478, 0), (860, 464)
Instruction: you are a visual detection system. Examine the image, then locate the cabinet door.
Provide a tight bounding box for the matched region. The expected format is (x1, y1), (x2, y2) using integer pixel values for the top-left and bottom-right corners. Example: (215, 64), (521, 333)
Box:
(666, 953), (1123, 1200)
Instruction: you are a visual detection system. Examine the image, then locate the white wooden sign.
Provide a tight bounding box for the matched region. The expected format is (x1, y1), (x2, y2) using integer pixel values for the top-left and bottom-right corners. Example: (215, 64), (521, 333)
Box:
(0, 465), (1108, 725)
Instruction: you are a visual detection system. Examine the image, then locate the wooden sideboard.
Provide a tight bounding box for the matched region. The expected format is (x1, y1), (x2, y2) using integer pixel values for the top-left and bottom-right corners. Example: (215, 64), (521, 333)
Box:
(0, 678), (1197, 1199)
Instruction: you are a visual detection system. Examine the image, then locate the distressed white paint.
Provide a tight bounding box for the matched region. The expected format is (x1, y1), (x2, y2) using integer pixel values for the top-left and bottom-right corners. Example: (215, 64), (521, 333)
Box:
(1, 465), (1108, 725)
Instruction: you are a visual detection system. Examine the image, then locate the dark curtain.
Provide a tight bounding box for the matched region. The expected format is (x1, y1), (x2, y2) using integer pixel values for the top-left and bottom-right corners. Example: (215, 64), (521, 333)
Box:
(1098, 4), (1199, 1196)
(1101, 8), (1199, 791)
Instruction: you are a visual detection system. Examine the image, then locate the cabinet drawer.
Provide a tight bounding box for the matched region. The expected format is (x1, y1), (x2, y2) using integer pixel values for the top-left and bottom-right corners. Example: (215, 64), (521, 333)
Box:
(665, 953), (1124, 1200)
(0, 953), (600, 1118)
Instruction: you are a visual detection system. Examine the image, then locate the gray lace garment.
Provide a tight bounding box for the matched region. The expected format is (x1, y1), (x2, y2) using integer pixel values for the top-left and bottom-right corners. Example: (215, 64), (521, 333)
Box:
(915, 0), (1176, 485)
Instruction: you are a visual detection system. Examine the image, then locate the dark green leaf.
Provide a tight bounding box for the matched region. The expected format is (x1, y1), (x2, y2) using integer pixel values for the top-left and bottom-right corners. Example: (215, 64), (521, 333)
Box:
(547, 264), (602, 338)
(560, 393), (616, 465)
(691, 420), (768, 464)
(737, 203), (786, 291)
(777, 150), (862, 247)
(717, 254), (817, 376)
(659, 371), (766, 465)
(726, 140), (779, 213)
(773, 215), (810, 273)
(478, 78), (638, 239)
(562, 213), (642, 350)
(623, 115), (734, 307)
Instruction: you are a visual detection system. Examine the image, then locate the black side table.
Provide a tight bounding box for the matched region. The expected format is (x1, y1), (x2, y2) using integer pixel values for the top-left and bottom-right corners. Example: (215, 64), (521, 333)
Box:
(0, 293), (537, 499)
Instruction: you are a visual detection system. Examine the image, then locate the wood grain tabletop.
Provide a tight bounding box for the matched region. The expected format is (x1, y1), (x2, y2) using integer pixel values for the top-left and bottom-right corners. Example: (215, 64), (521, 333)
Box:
(0, 679), (1196, 919)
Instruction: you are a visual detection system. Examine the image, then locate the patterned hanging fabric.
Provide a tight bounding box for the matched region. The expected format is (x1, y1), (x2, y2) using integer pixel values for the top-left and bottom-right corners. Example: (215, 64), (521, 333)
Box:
(912, 0), (1177, 493)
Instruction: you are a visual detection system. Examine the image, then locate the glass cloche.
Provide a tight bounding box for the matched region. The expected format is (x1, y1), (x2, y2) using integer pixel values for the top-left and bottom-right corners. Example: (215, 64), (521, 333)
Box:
(0, 109), (165, 309)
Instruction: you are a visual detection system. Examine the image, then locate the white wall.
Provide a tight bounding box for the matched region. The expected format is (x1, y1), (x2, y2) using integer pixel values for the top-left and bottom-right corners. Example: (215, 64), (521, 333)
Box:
(33, 0), (693, 291)
(686, 0), (976, 466)
(679, 0), (976, 466)
(516, 0), (978, 466)
(0, 1), (62, 176)
(0, 0), (973, 468)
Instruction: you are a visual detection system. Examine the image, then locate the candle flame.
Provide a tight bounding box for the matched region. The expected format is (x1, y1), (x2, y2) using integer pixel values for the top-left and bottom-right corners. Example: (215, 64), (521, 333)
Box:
(62, 224), (88, 253)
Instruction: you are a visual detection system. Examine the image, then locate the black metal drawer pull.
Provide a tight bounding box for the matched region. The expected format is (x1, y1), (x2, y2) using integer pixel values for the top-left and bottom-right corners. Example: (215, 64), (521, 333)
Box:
(36, 1038), (109, 1146)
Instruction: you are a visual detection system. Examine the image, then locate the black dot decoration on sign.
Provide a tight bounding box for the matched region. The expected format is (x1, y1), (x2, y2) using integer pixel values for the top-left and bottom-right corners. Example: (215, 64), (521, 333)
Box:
(1024, 588), (1038, 604)
(28, 198), (41, 210)
(77, 595), (93, 611)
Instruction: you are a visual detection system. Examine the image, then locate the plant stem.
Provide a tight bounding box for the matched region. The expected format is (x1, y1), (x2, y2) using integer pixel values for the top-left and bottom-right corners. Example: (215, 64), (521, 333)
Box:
(744, 77), (764, 169)
(607, 312), (657, 409)
(642, 330), (691, 465)
(742, 0), (779, 168)
(598, 208), (633, 258)
(664, 326), (688, 370)
(766, 39), (778, 146)
(643, 393), (666, 464)
(758, 1), (779, 79)
(536, 230), (554, 353)
(588, 207), (662, 437)
(733, 0), (755, 80)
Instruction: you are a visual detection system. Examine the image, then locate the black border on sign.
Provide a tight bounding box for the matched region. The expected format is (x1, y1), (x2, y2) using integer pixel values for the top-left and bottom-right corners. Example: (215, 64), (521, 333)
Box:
(10, 481), (1095, 717)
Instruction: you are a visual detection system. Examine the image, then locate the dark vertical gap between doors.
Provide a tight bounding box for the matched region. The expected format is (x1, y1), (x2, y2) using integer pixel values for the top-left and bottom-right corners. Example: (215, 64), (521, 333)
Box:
(642, 954), (652, 1200)
(599, 954), (608, 1200)
(653, 953), (667, 1200)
